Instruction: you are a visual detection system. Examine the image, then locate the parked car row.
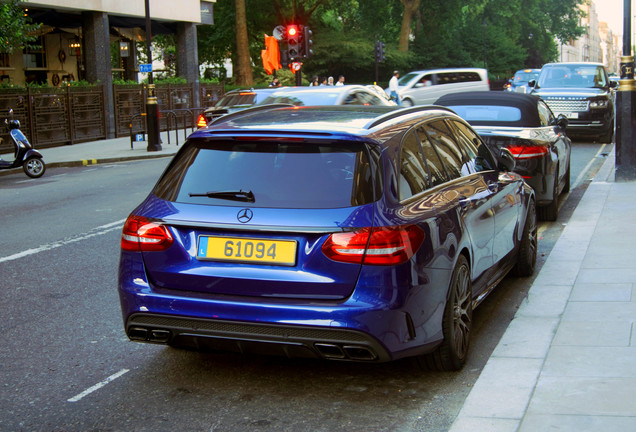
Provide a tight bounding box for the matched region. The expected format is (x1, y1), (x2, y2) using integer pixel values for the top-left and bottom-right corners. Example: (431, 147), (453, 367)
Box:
(197, 85), (395, 128)
(120, 62), (616, 371)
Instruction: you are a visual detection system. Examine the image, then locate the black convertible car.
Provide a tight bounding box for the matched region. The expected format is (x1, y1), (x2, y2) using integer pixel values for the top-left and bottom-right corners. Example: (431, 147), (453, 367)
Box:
(436, 91), (571, 221)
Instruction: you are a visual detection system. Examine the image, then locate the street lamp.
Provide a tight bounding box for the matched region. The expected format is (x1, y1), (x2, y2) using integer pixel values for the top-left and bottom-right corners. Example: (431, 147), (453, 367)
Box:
(144, 0), (161, 152)
(615, 0), (635, 180)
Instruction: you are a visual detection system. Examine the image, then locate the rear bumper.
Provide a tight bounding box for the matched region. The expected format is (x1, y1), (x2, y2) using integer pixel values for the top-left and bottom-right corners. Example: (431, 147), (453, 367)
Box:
(118, 253), (449, 362)
(563, 111), (614, 140)
(126, 313), (392, 362)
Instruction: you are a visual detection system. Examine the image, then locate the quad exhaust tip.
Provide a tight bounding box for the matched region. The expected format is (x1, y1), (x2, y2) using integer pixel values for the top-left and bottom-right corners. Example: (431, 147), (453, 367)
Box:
(315, 343), (377, 361)
(128, 327), (170, 343)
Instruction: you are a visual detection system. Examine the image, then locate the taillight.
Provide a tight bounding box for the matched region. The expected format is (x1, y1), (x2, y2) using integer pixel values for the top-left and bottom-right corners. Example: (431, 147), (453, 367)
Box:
(121, 215), (174, 252)
(196, 114), (207, 128)
(507, 145), (549, 159)
(321, 225), (425, 265)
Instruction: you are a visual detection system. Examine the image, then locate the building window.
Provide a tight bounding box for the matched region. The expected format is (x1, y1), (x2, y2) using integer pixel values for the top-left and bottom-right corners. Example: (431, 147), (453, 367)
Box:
(23, 36), (47, 68)
(0, 53), (9, 68)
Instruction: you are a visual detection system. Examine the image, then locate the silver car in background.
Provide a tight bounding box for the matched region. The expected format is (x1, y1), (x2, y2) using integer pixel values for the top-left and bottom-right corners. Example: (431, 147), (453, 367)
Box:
(386, 68), (489, 106)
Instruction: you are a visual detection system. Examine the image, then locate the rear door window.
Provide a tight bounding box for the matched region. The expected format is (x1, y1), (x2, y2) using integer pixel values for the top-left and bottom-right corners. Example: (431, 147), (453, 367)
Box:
(421, 120), (463, 180)
(447, 120), (497, 172)
(399, 131), (430, 200)
(153, 139), (380, 209)
(416, 127), (448, 187)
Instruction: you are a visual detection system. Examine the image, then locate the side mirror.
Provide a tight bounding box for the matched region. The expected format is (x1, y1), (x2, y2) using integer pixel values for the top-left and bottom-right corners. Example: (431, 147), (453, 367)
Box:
(609, 80), (619, 89)
(527, 79), (536, 88)
(498, 148), (516, 172)
(556, 114), (568, 129)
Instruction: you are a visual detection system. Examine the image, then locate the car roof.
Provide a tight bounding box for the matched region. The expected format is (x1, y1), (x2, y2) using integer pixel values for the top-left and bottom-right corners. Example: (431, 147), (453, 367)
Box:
(223, 88), (282, 95)
(191, 105), (459, 142)
(264, 85), (375, 94)
(405, 68), (487, 74)
(435, 91), (542, 127)
(542, 62), (604, 67)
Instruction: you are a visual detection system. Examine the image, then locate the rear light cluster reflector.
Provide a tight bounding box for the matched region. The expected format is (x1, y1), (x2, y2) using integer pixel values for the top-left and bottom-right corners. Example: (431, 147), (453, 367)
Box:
(121, 215), (174, 252)
(322, 225), (425, 265)
(506, 144), (549, 159)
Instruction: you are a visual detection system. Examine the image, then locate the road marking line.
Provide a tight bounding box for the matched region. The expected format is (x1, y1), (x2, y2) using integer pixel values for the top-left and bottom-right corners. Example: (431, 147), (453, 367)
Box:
(0, 219), (126, 264)
(572, 144), (607, 190)
(67, 369), (129, 402)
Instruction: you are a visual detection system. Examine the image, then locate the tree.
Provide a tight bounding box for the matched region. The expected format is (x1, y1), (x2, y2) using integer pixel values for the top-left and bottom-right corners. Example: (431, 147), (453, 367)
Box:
(234, 0), (253, 86)
(398, 0), (420, 52)
(0, 0), (41, 54)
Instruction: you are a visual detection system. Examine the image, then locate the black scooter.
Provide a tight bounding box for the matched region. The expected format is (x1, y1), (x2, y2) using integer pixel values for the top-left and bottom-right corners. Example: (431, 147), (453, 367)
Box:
(0, 109), (45, 178)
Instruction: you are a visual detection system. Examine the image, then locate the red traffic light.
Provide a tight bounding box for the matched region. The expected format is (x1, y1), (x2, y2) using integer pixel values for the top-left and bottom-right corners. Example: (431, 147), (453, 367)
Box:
(287, 25), (299, 38)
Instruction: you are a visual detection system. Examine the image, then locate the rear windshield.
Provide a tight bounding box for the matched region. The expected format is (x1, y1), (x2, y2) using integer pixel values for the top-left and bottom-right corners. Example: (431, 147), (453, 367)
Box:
(444, 105), (522, 124)
(216, 93), (257, 107)
(153, 139), (381, 209)
(259, 91), (340, 106)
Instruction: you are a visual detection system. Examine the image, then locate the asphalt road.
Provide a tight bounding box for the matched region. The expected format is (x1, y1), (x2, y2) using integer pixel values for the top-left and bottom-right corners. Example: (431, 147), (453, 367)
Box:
(0, 142), (611, 432)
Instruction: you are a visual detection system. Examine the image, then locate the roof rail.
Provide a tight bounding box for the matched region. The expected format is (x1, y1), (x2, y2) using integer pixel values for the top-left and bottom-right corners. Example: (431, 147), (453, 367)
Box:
(208, 103), (294, 126)
(363, 105), (456, 129)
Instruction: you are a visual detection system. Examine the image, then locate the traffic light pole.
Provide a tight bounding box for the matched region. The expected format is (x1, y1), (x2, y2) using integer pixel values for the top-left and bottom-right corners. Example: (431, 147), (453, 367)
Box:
(615, 0), (635, 180)
(144, 0), (162, 152)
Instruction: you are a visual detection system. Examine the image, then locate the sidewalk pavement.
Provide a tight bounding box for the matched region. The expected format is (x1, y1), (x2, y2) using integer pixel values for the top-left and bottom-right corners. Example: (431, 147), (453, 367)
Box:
(0, 131), (180, 175)
(4, 135), (635, 431)
(450, 148), (636, 432)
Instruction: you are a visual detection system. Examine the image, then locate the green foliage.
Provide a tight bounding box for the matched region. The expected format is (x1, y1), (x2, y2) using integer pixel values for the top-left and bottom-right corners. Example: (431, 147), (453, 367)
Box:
(112, 78), (139, 85)
(195, 0), (585, 83)
(154, 76), (187, 85)
(68, 80), (94, 87)
(0, 0), (41, 54)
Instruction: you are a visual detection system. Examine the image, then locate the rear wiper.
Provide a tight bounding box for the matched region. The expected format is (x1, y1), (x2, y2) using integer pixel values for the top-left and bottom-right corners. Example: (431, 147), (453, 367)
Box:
(189, 189), (255, 202)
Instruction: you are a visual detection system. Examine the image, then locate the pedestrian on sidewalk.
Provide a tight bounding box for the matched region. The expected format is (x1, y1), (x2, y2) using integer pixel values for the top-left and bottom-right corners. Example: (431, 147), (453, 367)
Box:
(335, 75), (345, 86)
(389, 70), (400, 106)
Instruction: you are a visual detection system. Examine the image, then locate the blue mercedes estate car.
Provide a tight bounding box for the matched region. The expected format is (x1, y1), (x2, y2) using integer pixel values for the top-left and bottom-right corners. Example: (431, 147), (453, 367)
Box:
(118, 105), (537, 371)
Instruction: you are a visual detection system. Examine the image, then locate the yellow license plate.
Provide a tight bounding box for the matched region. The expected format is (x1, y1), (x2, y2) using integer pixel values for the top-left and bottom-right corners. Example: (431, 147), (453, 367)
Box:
(197, 236), (297, 266)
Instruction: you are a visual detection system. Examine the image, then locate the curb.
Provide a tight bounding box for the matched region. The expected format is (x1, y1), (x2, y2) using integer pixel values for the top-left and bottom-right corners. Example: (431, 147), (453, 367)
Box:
(0, 153), (174, 177)
(448, 149), (616, 431)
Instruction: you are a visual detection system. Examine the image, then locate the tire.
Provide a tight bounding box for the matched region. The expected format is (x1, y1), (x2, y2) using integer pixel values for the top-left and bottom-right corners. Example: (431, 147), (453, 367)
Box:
(537, 168), (559, 221)
(401, 99), (414, 107)
(419, 255), (472, 371)
(511, 199), (537, 277)
(599, 127), (614, 144)
(23, 157), (45, 178)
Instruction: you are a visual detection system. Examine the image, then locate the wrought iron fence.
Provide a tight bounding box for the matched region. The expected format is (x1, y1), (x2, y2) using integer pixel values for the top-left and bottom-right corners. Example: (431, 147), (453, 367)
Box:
(114, 83), (224, 137)
(0, 86), (106, 153)
(0, 83), (224, 153)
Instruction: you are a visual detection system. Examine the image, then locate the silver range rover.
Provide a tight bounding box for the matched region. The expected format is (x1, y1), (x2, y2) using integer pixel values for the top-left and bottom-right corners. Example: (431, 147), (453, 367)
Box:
(529, 62), (618, 143)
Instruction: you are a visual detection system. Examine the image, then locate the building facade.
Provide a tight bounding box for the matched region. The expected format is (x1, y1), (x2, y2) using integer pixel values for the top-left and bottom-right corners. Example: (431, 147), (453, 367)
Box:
(0, 0), (214, 138)
(558, 1), (621, 74)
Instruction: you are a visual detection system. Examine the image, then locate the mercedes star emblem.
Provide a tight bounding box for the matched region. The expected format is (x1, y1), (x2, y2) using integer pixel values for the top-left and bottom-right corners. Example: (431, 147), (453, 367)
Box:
(237, 208), (253, 223)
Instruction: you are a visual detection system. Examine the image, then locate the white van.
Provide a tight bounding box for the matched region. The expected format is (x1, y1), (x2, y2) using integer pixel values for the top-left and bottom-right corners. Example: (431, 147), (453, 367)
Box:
(387, 68), (489, 106)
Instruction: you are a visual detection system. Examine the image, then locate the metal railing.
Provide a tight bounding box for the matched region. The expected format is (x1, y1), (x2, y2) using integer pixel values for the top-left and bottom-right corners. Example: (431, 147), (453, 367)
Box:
(129, 107), (205, 148)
